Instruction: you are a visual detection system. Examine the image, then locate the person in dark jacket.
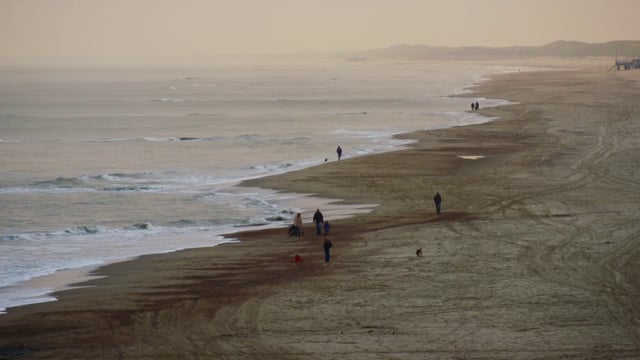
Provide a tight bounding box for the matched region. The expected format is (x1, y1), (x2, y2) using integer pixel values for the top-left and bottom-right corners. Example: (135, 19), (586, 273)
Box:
(313, 209), (324, 235)
(434, 192), (442, 214)
(323, 237), (333, 264)
(323, 220), (330, 236)
(336, 145), (343, 160)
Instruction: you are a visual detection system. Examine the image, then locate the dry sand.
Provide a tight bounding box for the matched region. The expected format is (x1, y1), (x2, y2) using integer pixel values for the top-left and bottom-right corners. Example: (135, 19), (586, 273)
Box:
(1, 66), (640, 359)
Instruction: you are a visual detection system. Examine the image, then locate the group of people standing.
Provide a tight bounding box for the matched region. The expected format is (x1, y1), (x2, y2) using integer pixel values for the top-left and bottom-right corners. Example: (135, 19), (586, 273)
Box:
(291, 192), (442, 265)
(470, 101), (480, 111)
(290, 208), (333, 264)
(288, 145), (343, 264)
(289, 143), (443, 265)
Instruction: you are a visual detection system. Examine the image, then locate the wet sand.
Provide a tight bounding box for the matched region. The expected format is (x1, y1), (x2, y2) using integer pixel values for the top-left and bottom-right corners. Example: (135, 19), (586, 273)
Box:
(2, 66), (640, 359)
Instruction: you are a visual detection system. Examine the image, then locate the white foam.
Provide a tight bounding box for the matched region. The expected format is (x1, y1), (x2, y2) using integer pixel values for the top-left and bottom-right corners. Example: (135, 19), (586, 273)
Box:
(458, 155), (485, 160)
(155, 98), (191, 103)
(0, 231), (238, 313)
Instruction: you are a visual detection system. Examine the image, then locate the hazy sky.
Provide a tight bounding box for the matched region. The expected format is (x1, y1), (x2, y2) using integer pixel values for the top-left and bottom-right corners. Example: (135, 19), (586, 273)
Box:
(1, 0), (639, 65)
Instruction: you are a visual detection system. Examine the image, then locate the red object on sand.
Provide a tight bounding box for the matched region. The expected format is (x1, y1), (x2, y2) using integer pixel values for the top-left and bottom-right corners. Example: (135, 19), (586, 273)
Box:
(294, 254), (303, 263)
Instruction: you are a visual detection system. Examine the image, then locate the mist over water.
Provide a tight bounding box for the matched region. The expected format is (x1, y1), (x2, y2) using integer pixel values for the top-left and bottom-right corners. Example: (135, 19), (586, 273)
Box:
(0, 61), (519, 312)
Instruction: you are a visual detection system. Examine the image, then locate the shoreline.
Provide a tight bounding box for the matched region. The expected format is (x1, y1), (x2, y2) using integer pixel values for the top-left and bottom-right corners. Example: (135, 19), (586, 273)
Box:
(0, 188), (377, 315)
(3, 64), (640, 358)
(0, 62), (522, 314)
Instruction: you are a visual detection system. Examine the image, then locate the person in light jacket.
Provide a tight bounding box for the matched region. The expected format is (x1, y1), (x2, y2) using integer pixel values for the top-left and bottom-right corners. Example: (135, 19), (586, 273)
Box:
(293, 213), (303, 236)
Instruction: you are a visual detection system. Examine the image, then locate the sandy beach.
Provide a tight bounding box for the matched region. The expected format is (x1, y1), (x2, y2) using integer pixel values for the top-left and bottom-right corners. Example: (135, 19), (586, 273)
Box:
(2, 65), (640, 359)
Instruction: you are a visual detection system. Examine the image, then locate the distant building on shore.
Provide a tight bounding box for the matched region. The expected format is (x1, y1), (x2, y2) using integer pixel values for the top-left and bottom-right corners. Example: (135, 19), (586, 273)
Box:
(613, 58), (640, 70)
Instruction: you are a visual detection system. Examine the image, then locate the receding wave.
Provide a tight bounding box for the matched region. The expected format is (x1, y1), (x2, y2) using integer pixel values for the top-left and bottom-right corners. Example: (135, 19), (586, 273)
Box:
(0, 212), (290, 242)
(233, 134), (311, 143)
(127, 223), (153, 230)
(0, 222), (157, 242)
(0, 234), (26, 242)
(320, 111), (368, 116)
(0, 171), (237, 195)
(102, 185), (167, 192)
(87, 137), (141, 143)
(87, 136), (228, 143)
(2, 172), (170, 194)
(32, 177), (86, 189)
(34, 134), (302, 144)
(87, 137), (208, 143)
(248, 162), (295, 172)
(233, 133), (262, 141)
(96, 173), (150, 180)
(234, 220), (269, 227)
(31, 174), (143, 188)
(153, 98), (197, 103)
(4, 136), (220, 144)
(265, 209), (295, 222)
(87, 136), (211, 143)
(168, 219), (199, 227)
(64, 225), (108, 235)
(187, 113), (225, 117)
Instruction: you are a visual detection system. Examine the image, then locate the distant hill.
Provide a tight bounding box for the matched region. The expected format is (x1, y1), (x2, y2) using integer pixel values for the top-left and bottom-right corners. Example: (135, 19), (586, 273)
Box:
(350, 41), (640, 61)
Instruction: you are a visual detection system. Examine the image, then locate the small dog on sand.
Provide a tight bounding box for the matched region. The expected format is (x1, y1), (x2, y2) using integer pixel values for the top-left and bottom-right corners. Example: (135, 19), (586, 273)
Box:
(416, 247), (423, 257)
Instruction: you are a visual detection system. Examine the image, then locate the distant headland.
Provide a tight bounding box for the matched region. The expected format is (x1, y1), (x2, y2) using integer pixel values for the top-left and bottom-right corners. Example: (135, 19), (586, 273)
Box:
(348, 40), (640, 62)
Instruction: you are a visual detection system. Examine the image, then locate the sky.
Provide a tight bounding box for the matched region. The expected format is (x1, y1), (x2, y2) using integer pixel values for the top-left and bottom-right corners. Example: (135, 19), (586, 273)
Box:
(1, 0), (639, 65)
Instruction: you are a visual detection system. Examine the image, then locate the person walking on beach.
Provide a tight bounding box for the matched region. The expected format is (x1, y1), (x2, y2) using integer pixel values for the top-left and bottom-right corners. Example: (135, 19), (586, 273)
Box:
(475, 101), (480, 111)
(323, 220), (331, 236)
(323, 237), (333, 264)
(293, 213), (303, 236)
(434, 192), (442, 214)
(313, 209), (324, 235)
(471, 102), (475, 112)
(336, 145), (343, 160)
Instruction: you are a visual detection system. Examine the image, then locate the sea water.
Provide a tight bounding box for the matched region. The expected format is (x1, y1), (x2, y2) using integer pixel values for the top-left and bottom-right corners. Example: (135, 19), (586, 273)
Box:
(0, 61), (519, 313)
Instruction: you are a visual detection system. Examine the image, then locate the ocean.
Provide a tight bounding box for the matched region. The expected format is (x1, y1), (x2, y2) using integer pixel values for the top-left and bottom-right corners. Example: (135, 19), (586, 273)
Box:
(0, 61), (518, 313)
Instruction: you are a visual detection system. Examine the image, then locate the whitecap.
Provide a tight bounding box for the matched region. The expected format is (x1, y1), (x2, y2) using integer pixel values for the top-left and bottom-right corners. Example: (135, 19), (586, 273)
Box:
(154, 98), (191, 103)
